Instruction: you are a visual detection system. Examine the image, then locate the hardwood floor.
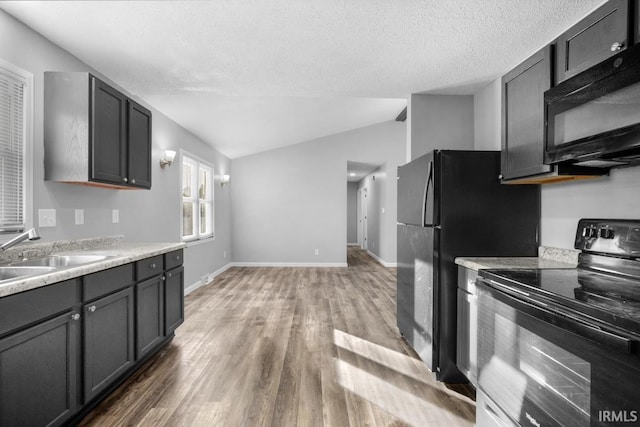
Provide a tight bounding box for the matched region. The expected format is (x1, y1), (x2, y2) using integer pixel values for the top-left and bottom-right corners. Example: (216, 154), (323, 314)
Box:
(79, 247), (475, 426)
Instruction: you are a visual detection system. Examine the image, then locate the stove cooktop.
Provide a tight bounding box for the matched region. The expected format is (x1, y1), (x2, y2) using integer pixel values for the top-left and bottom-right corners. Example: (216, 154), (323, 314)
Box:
(481, 267), (640, 334)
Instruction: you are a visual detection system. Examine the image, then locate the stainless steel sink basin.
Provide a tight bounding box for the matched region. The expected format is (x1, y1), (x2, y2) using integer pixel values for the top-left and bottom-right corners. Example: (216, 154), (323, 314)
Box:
(14, 254), (109, 267)
(0, 266), (56, 282)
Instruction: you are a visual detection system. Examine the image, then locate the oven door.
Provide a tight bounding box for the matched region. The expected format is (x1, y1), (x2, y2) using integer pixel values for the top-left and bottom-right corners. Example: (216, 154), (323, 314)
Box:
(476, 279), (640, 427)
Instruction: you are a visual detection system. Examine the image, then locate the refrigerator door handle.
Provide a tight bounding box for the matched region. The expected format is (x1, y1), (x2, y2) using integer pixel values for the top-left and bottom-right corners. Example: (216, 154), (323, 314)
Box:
(422, 161), (433, 226)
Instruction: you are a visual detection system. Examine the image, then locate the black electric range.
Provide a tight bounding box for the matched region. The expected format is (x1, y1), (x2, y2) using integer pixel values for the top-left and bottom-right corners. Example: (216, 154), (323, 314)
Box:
(475, 219), (640, 427)
(481, 219), (640, 338)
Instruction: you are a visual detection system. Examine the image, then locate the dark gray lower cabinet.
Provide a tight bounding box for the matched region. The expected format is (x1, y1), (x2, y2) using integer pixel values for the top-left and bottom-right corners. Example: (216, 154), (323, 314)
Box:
(164, 266), (184, 335)
(0, 311), (78, 427)
(83, 286), (135, 403)
(136, 275), (164, 358)
(0, 252), (184, 424)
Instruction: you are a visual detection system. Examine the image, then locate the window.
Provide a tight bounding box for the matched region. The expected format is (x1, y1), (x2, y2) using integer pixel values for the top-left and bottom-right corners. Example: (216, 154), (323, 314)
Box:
(182, 153), (214, 241)
(0, 60), (31, 235)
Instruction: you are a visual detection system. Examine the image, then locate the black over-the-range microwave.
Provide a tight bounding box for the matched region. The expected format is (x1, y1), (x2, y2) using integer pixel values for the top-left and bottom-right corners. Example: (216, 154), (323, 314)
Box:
(545, 42), (640, 169)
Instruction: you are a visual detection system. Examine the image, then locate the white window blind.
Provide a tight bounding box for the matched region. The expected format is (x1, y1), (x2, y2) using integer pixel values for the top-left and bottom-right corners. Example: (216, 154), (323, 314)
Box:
(0, 69), (25, 233)
(182, 153), (214, 241)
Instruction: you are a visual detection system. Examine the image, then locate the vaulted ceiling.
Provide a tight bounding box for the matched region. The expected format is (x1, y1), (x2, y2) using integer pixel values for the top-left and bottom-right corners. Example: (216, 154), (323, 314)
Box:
(0, 0), (603, 158)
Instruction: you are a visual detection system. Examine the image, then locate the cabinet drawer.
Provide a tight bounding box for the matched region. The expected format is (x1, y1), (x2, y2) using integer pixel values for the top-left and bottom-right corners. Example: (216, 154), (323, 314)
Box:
(83, 263), (135, 301)
(164, 249), (183, 271)
(136, 255), (164, 281)
(0, 279), (79, 338)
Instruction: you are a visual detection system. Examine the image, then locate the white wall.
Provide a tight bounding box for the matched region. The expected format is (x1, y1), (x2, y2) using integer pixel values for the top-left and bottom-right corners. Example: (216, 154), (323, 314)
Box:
(230, 121), (406, 266)
(408, 94), (475, 160)
(0, 10), (231, 289)
(473, 79), (501, 151)
(473, 79), (640, 249)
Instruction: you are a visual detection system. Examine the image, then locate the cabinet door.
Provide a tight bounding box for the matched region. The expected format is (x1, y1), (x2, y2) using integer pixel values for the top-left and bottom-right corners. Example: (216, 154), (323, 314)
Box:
(0, 312), (78, 427)
(164, 266), (184, 335)
(83, 287), (134, 403)
(136, 276), (164, 359)
(556, 0), (629, 83)
(127, 100), (152, 189)
(90, 76), (127, 186)
(501, 46), (552, 180)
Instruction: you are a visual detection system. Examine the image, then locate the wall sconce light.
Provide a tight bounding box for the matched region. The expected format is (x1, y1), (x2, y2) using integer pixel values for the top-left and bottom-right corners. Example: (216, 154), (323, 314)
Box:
(160, 150), (176, 168)
(221, 174), (230, 186)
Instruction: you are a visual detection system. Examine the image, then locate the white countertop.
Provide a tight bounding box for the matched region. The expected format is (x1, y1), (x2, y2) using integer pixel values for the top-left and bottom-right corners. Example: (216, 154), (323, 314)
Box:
(0, 242), (185, 298)
(455, 246), (579, 272)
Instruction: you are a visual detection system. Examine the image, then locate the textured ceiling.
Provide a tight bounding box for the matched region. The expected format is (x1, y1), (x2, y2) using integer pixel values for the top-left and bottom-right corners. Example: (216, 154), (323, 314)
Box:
(0, 0), (604, 158)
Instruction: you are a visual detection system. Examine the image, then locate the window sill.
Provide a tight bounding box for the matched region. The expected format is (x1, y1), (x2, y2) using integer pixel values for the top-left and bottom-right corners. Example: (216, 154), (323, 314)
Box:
(184, 236), (215, 248)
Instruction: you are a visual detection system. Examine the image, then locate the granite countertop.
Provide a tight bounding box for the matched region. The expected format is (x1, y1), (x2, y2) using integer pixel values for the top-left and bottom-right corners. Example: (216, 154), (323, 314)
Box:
(0, 237), (185, 298)
(455, 246), (579, 271)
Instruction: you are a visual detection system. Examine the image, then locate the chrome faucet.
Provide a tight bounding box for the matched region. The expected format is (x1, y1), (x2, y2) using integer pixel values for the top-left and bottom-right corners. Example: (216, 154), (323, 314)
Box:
(0, 228), (41, 251)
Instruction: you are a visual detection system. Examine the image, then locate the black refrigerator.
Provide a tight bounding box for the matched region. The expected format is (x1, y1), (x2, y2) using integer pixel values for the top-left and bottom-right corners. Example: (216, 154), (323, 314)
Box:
(397, 150), (539, 383)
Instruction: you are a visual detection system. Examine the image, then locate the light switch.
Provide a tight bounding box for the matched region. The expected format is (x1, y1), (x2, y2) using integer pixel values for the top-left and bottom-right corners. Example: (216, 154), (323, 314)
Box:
(112, 209), (119, 224)
(75, 209), (84, 225)
(38, 209), (56, 227)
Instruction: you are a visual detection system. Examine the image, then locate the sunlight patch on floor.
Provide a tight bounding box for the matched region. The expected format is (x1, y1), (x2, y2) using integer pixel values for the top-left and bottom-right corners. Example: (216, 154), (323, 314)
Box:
(333, 329), (475, 426)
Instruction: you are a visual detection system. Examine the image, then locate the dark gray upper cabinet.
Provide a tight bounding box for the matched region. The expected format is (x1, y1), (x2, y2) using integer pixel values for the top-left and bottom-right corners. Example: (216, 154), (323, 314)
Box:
(556, 0), (630, 83)
(44, 72), (152, 189)
(91, 77), (128, 186)
(127, 100), (153, 188)
(501, 46), (552, 181)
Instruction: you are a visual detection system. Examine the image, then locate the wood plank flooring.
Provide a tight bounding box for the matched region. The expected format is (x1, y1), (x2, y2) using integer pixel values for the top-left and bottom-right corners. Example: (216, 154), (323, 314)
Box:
(79, 247), (475, 426)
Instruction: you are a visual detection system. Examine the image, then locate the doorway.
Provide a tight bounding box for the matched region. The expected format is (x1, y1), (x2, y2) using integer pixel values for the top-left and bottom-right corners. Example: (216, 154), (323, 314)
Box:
(358, 187), (368, 249)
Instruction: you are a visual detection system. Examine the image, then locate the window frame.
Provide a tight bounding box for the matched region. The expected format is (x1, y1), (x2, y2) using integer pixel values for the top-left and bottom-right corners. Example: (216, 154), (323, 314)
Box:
(181, 151), (214, 242)
(0, 58), (33, 242)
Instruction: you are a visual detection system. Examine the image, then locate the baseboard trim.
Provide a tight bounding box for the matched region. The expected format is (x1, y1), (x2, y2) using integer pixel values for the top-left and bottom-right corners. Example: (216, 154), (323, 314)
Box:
(347, 243), (360, 246)
(230, 262), (348, 268)
(366, 250), (397, 268)
(185, 262), (232, 295)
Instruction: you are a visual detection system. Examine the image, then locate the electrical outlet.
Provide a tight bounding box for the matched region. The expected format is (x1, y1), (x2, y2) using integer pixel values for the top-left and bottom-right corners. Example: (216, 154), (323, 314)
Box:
(315, 249), (319, 255)
(112, 209), (119, 224)
(75, 209), (84, 225)
(38, 209), (56, 227)
(223, 250), (227, 258)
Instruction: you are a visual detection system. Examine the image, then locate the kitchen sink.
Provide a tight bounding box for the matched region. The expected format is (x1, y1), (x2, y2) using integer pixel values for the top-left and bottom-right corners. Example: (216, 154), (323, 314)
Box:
(13, 254), (109, 267)
(0, 266), (56, 282)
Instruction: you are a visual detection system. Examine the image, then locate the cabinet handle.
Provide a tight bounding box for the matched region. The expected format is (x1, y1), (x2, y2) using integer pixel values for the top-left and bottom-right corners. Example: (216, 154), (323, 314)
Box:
(88, 305), (96, 313)
(131, 179), (136, 184)
(175, 255), (180, 260)
(167, 273), (172, 278)
(123, 177), (128, 183)
(498, 174), (504, 180)
(150, 263), (156, 269)
(162, 276), (166, 281)
(611, 41), (624, 52)
(71, 313), (80, 321)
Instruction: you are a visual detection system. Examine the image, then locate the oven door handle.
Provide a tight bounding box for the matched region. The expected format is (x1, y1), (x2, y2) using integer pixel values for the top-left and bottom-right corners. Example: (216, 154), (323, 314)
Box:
(479, 279), (637, 356)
